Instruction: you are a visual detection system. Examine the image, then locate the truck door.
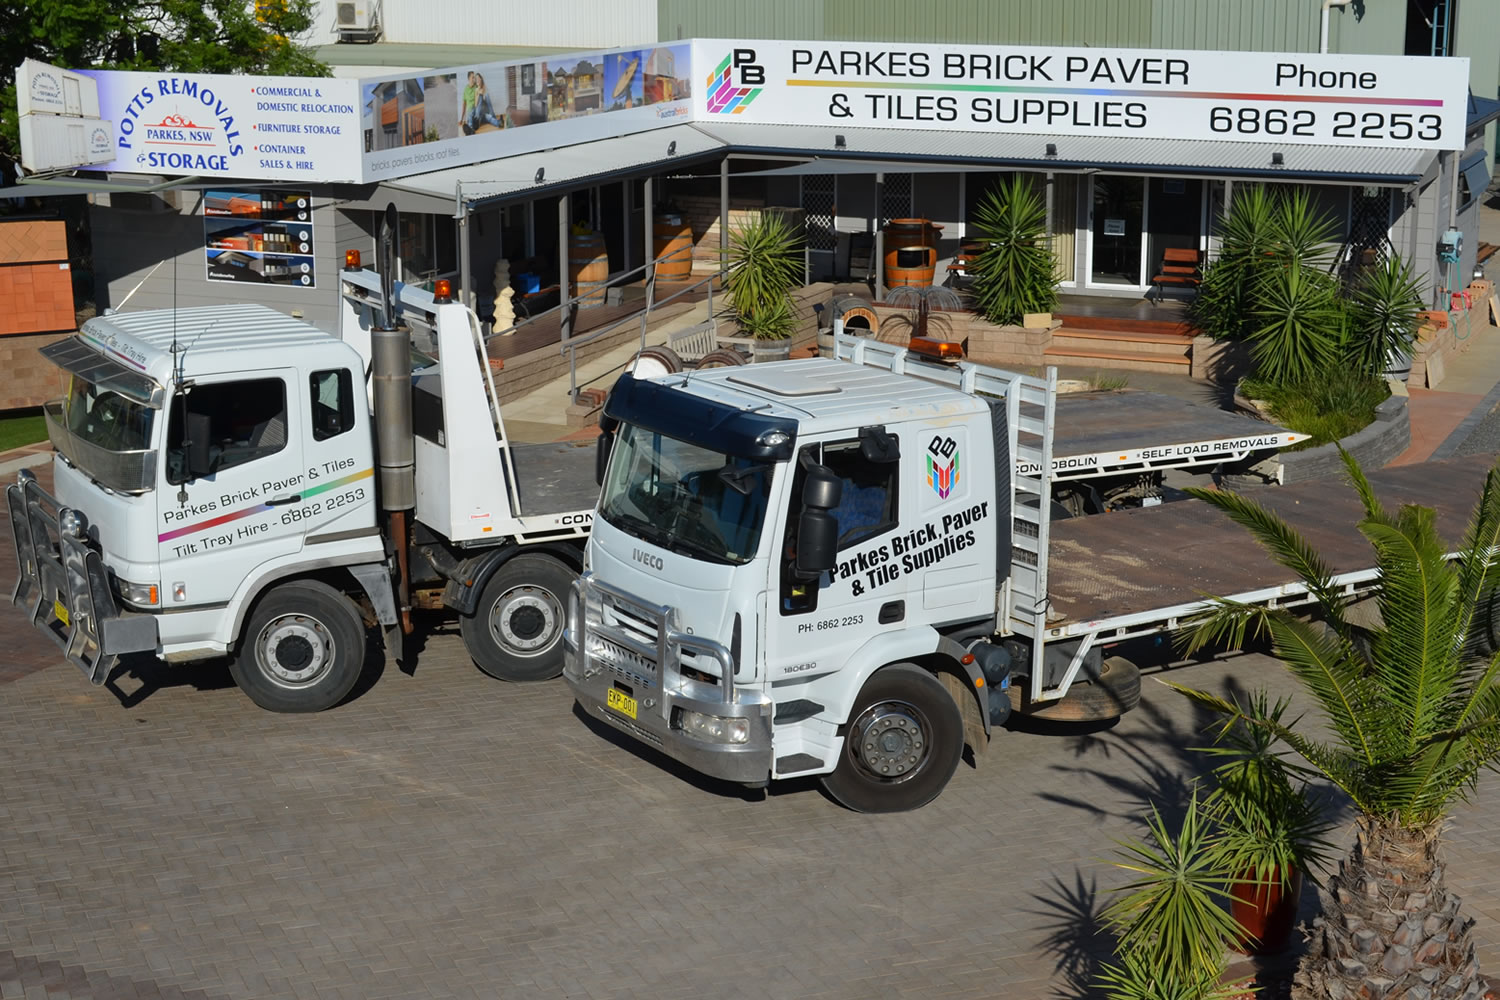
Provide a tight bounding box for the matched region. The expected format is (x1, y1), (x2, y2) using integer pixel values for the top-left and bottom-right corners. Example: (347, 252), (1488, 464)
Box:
(765, 434), (906, 678)
(157, 372), (307, 608)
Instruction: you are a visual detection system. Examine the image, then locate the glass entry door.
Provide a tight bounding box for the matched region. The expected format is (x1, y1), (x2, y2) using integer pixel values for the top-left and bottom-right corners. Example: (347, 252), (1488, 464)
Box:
(1089, 176), (1145, 286)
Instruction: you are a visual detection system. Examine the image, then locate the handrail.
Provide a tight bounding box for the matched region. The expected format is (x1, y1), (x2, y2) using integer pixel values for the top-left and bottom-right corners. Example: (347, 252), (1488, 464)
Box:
(557, 266), (724, 353)
(488, 253), (665, 340)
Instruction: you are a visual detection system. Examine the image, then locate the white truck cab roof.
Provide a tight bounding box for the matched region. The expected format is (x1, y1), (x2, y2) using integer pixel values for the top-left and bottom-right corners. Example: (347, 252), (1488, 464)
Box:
(659, 357), (985, 438)
(59, 304), (357, 401)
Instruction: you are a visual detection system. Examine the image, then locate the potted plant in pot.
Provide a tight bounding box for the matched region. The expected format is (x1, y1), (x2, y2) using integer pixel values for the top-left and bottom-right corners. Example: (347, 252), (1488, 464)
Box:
(1199, 691), (1334, 957)
(1347, 253), (1426, 382)
(969, 175), (1058, 328)
(724, 211), (805, 362)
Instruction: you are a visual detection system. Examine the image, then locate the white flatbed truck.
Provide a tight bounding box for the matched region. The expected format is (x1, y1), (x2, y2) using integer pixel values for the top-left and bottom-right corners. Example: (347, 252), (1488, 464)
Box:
(563, 333), (1496, 811)
(7, 224), (597, 712)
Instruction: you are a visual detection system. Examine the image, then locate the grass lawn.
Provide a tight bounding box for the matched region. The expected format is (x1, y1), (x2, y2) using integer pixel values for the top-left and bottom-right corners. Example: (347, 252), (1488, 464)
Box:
(0, 412), (48, 452)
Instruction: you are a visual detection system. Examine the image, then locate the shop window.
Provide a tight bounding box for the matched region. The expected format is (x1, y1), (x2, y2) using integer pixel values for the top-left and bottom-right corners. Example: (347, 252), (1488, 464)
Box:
(166, 378), (287, 483)
(310, 369), (355, 441)
(398, 212), (457, 284)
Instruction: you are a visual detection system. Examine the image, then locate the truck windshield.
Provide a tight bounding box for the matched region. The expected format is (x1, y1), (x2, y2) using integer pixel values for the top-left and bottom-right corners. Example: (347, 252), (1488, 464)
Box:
(58, 375), (156, 452)
(598, 423), (773, 566)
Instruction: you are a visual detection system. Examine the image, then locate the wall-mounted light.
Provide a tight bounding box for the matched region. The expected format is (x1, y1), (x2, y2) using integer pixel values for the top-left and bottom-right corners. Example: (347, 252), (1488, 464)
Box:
(1271, 151), (1285, 167)
(834, 134), (846, 149)
(534, 167), (545, 184)
(667, 140), (677, 157)
(1045, 143), (1058, 158)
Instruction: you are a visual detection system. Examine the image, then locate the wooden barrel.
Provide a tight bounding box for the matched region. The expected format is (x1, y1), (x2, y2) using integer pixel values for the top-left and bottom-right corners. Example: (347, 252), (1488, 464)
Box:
(568, 233), (609, 308)
(886, 245), (937, 288)
(883, 218), (942, 288)
(652, 215), (694, 282)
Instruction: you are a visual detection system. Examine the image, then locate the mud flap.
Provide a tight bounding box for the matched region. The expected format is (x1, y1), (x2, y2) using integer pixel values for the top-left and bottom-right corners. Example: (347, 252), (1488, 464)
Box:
(938, 670), (988, 761)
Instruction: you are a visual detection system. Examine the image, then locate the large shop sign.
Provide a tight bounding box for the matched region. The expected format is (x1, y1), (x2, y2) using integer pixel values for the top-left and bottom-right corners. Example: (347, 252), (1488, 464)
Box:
(16, 40), (1471, 182)
(690, 39), (1470, 151)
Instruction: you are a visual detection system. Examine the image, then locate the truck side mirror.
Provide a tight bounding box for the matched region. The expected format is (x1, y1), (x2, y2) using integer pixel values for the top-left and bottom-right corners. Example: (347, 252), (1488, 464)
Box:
(802, 463), (843, 510)
(793, 462), (843, 579)
(594, 431), (613, 485)
(186, 411), (214, 479)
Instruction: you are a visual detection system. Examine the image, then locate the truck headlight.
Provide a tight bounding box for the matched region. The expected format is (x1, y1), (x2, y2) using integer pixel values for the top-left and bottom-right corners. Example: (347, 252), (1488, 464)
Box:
(115, 579), (160, 608)
(677, 709), (750, 745)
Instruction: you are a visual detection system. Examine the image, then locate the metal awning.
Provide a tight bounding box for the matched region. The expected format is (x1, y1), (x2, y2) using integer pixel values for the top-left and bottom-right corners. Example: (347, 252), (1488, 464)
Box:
(693, 121), (1438, 184)
(383, 124), (727, 209)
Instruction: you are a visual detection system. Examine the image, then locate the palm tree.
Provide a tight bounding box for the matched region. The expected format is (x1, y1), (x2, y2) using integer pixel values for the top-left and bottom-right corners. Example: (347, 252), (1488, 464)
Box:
(1169, 450), (1500, 1000)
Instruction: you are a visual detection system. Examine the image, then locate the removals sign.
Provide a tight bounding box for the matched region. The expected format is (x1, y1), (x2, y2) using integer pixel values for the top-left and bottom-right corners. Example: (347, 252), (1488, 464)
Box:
(83, 70), (363, 181)
(691, 39), (1469, 150)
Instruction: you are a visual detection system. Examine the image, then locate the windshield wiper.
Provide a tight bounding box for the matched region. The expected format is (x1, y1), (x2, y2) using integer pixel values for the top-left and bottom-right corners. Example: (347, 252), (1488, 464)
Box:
(607, 510), (734, 565)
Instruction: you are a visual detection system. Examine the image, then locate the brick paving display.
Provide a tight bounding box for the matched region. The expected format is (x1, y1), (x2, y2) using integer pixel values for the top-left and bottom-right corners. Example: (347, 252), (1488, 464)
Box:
(3, 619), (1500, 999)
(4, 473), (1500, 998)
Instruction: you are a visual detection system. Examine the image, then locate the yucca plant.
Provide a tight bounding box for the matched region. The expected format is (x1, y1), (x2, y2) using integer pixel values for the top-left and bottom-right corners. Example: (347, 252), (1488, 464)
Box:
(1191, 185), (1278, 341)
(1247, 259), (1345, 385)
(724, 212), (804, 340)
(1347, 254), (1425, 379)
(1096, 791), (1248, 999)
(1170, 449), (1500, 1000)
(969, 175), (1058, 327)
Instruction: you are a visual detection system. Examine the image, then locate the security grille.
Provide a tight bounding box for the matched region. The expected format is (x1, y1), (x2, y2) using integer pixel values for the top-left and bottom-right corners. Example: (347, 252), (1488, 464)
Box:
(804, 174), (835, 252)
(880, 172), (913, 225)
(1338, 187), (1394, 286)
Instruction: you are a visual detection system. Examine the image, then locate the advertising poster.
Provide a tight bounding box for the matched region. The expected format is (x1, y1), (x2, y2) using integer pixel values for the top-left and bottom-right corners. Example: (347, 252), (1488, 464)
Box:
(359, 41), (693, 182)
(203, 189), (315, 287)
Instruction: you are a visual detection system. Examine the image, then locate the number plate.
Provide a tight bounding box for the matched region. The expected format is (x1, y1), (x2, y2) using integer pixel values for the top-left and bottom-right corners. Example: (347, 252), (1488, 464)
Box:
(605, 687), (638, 719)
(53, 598), (69, 627)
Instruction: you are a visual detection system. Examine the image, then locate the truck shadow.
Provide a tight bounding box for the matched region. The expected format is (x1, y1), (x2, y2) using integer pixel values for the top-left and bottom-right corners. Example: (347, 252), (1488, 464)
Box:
(103, 652), (236, 707)
(570, 702), (824, 804)
(100, 625), (388, 709)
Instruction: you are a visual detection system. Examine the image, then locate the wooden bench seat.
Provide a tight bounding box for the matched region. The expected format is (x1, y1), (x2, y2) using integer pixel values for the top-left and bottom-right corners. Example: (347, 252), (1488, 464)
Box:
(1150, 247), (1202, 303)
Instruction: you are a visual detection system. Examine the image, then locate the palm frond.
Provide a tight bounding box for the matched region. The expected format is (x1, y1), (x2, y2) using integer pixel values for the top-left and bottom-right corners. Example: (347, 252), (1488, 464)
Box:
(1450, 465), (1500, 668)
(1182, 485), (1347, 622)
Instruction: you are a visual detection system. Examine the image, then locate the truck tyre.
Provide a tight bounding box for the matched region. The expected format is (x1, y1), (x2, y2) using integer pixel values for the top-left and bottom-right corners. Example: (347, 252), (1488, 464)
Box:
(821, 664), (964, 813)
(1008, 655), (1141, 723)
(229, 581), (367, 713)
(461, 553), (572, 682)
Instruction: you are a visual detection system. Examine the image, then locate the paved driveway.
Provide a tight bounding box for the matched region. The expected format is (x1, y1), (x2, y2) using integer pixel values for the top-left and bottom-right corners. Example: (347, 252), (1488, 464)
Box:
(4, 623), (1500, 1000)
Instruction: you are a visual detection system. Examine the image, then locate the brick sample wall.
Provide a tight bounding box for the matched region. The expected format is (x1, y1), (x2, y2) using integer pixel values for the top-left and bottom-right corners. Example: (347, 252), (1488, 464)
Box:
(0, 221), (74, 336)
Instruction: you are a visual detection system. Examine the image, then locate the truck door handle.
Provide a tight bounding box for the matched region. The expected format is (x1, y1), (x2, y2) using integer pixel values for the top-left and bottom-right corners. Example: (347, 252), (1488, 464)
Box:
(878, 600), (904, 624)
(267, 494), (302, 506)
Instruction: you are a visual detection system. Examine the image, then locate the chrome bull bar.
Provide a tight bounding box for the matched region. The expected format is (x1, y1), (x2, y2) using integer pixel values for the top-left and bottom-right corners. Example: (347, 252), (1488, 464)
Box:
(7, 470), (156, 684)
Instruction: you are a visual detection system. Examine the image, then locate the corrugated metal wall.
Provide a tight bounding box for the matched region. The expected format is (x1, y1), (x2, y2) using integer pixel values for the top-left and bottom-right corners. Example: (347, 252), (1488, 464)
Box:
(656, 0), (1152, 46)
(306, 0), (658, 48)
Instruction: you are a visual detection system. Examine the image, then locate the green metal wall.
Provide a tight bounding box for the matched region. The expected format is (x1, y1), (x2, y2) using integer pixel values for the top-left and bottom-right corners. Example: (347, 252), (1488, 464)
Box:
(655, 0), (1151, 47)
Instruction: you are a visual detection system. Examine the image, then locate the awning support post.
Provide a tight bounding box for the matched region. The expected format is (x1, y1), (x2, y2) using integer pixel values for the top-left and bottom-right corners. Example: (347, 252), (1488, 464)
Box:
(874, 171), (885, 299)
(643, 175), (654, 305)
(559, 191), (572, 354)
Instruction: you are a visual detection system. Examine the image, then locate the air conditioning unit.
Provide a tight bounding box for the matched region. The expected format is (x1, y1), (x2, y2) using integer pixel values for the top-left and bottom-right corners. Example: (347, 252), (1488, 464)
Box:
(335, 0), (381, 42)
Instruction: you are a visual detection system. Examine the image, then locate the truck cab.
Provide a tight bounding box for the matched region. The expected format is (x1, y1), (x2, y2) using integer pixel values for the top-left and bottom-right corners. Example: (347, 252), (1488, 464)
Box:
(565, 356), (1019, 812)
(11, 305), (388, 707)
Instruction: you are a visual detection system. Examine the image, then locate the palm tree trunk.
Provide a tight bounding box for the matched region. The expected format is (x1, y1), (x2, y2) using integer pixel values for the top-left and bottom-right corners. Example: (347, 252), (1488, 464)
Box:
(1294, 817), (1484, 1000)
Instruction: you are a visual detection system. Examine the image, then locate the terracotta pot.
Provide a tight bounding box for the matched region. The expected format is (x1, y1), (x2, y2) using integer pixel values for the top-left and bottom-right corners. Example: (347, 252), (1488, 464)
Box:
(1231, 866), (1303, 956)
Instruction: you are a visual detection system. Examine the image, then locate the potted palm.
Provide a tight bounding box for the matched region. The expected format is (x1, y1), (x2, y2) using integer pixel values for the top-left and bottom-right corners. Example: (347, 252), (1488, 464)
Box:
(1197, 692), (1334, 955)
(1347, 253), (1425, 381)
(1171, 448), (1500, 998)
(1096, 790), (1251, 1000)
(724, 211), (805, 362)
(969, 175), (1058, 327)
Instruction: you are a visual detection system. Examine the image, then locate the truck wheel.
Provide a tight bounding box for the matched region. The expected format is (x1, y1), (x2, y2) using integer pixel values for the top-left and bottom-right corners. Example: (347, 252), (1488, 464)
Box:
(229, 581), (367, 713)
(1008, 655), (1141, 723)
(821, 664), (963, 813)
(461, 553), (572, 682)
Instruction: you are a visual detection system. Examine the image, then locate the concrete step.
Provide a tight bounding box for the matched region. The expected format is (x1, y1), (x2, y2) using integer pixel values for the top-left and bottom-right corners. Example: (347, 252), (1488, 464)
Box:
(1050, 328), (1194, 357)
(1043, 344), (1192, 374)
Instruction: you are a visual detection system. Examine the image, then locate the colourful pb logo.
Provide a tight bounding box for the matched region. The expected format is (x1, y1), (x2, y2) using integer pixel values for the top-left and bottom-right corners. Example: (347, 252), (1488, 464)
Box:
(927, 436), (959, 500)
(707, 49), (764, 114)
